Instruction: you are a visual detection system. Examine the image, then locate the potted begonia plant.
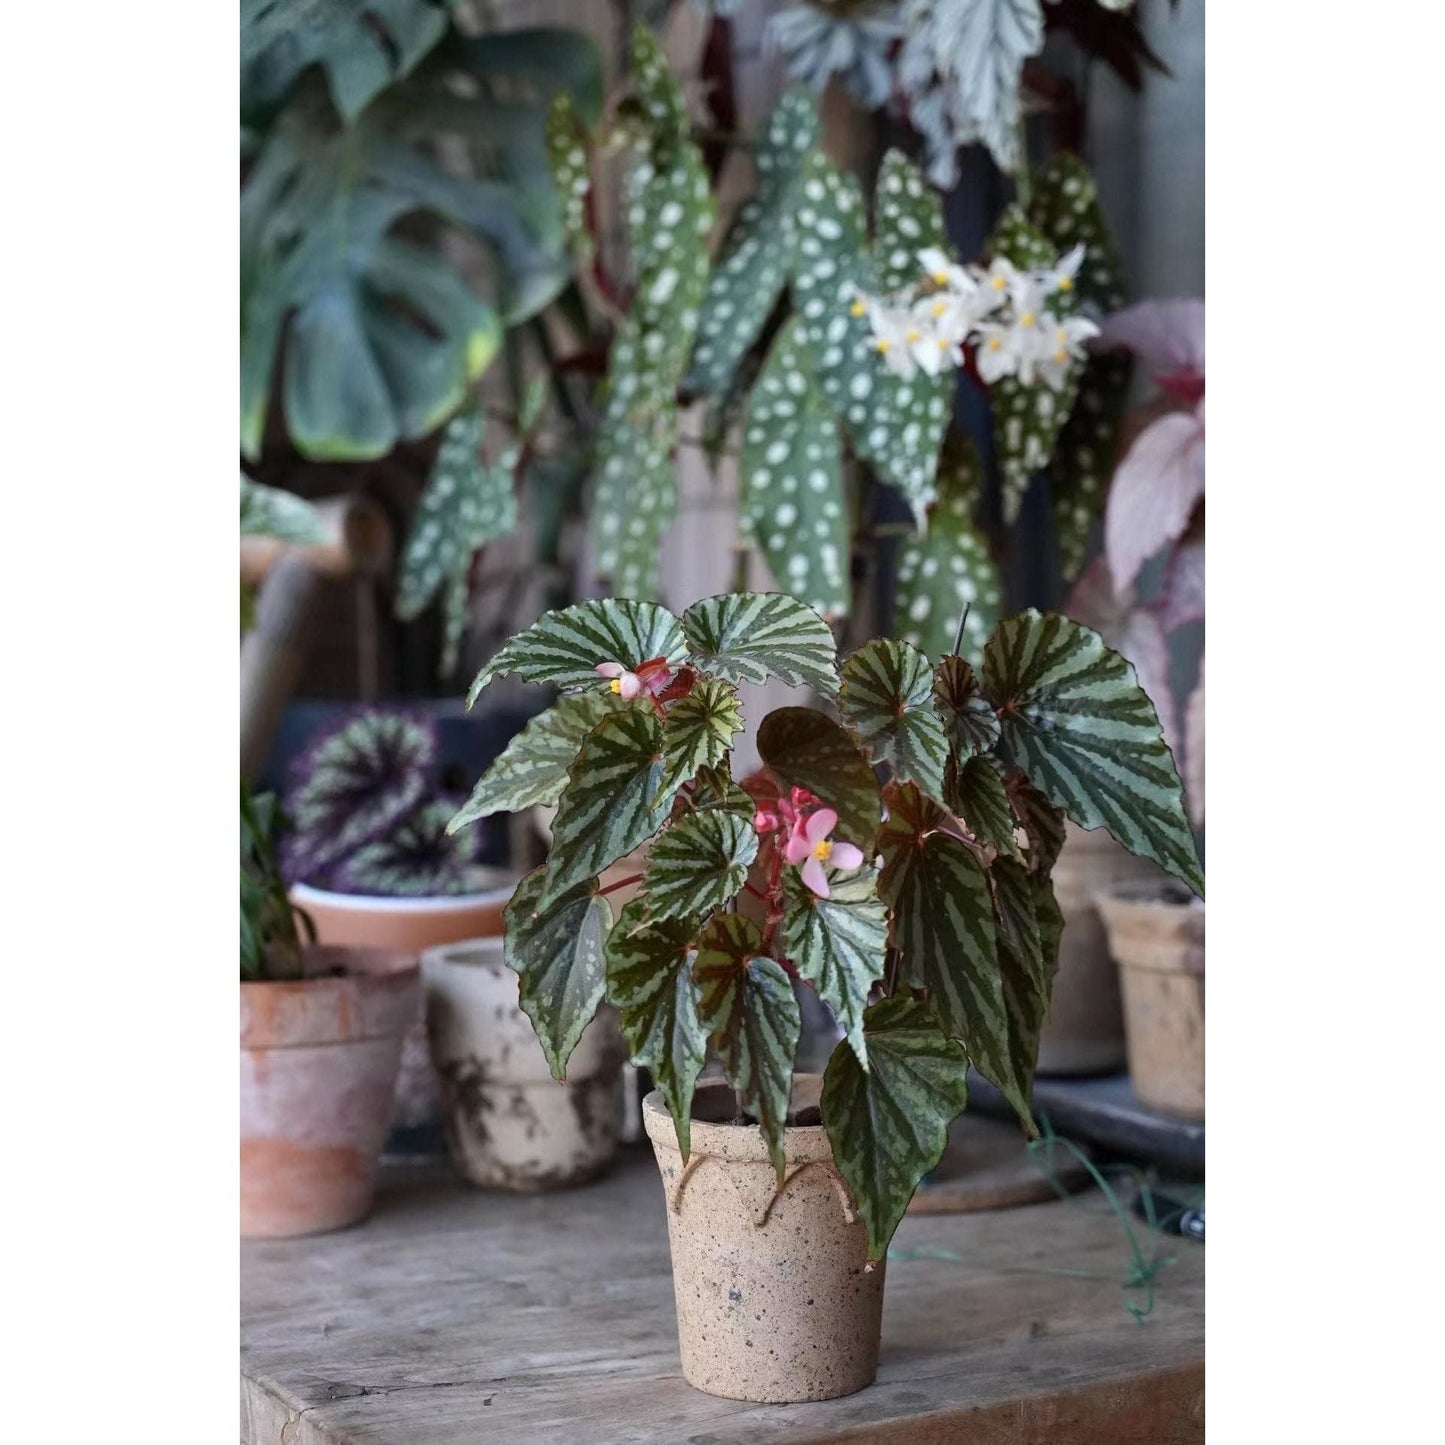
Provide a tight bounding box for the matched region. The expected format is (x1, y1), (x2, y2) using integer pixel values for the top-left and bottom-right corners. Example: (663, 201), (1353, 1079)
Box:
(240, 786), (419, 1238)
(449, 589), (1202, 1403)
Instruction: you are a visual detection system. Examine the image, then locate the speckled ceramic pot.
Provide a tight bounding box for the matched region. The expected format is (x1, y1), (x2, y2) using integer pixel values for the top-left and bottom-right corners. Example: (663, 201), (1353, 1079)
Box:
(643, 1078), (885, 1404)
(1096, 882), (1205, 1120)
(240, 946), (419, 1238)
(422, 937), (627, 1190)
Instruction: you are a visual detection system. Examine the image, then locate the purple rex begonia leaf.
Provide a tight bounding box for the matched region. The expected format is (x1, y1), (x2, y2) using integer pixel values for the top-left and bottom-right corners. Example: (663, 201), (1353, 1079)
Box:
(1184, 656), (1204, 829)
(1104, 406), (1205, 593)
(1158, 539), (1205, 633)
(1096, 297), (1205, 385)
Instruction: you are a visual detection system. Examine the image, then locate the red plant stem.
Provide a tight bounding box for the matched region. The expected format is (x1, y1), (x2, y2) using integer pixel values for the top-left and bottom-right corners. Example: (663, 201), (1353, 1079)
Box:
(760, 838), (786, 956)
(597, 872), (644, 898)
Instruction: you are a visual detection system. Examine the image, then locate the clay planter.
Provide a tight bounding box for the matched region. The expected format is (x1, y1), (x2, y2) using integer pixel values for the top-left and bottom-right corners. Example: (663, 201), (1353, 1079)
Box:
(240, 945), (420, 1238)
(1037, 822), (1168, 1076)
(1095, 882), (1205, 1120)
(291, 875), (516, 1140)
(423, 937), (627, 1190)
(643, 1078), (884, 1404)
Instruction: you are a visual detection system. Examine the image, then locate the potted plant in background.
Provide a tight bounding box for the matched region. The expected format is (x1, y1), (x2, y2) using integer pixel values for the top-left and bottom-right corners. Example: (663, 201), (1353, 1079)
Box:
(240, 786), (419, 1238)
(1069, 296), (1205, 1119)
(449, 588), (1202, 1402)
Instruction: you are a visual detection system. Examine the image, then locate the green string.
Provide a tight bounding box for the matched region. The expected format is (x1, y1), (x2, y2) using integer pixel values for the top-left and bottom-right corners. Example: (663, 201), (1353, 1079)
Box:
(889, 1118), (1200, 1324)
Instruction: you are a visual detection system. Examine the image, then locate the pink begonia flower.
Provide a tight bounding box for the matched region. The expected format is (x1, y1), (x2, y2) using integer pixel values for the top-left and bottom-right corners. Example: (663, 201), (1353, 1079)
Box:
(594, 656), (673, 700)
(752, 786), (819, 837)
(1096, 299), (1205, 594)
(784, 807), (865, 899)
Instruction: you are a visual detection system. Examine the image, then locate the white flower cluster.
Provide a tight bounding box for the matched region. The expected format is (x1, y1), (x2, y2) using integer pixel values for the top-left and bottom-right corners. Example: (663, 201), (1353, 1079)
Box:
(851, 244), (1099, 389)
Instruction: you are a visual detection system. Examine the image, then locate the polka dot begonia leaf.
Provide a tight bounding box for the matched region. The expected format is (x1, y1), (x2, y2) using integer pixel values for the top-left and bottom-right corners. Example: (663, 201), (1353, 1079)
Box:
(739, 317), (849, 619)
(686, 89), (819, 398)
(792, 150), (952, 527)
(892, 431), (1001, 666)
(593, 403), (679, 602)
(1028, 154), (1132, 580)
(545, 93), (593, 269)
(986, 204), (1084, 526)
(395, 409), (518, 624)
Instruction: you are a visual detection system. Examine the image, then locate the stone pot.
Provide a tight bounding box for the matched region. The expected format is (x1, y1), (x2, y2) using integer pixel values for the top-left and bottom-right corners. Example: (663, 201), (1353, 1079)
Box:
(643, 1078), (885, 1404)
(1095, 881), (1205, 1120)
(423, 936), (627, 1190)
(290, 874), (517, 1144)
(240, 945), (420, 1238)
(1037, 822), (1168, 1076)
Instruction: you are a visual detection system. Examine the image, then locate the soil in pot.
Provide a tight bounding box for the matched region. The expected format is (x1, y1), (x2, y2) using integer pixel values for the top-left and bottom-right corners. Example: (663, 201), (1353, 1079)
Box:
(423, 937), (627, 1191)
(1038, 821), (1168, 1076)
(1095, 880), (1205, 1121)
(240, 945), (419, 1238)
(643, 1078), (884, 1404)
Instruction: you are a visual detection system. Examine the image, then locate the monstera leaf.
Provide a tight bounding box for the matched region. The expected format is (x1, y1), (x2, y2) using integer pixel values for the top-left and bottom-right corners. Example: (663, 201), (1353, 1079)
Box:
(982, 611), (1203, 895)
(466, 598), (687, 705)
(642, 809), (758, 920)
(838, 639), (950, 805)
(503, 866), (613, 1079)
(449, 691), (634, 829)
(783, 867), (888, 1070)
(757, 708), (881, 846)
(240, 0), (449, 125)
(822, 996), (971, 1262)
(607, 901), (708, 1157)
(738, 320), (849, 618)
(687, 89), (819, 398)
(681, 592), (840, 694)
(239, 475), (326, 543)
(694, 915), (801, 1182)
(893, 434), (1001, 665)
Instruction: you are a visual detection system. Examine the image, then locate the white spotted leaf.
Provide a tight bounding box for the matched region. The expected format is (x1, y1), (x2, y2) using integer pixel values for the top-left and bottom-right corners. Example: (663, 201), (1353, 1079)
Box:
(239, 475), (326, 543)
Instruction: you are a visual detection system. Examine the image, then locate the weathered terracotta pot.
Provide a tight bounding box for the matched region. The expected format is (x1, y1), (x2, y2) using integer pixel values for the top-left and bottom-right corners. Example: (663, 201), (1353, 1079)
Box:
(1037, 822), (1168, 1076)
(423, 937), (627, 1190)
(240, 945), (419, 1238)
(644, 1078), (885, 1404)
(1095, 882), (1205, 1120)
(290, 875), (516, 1137)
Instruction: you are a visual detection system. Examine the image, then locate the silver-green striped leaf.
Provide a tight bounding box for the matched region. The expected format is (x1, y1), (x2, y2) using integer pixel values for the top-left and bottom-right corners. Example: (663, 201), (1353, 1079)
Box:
(396, 410), (518, 621)
(681, 592), (839, 695)
(502, 866), (612, 1080)
(893, 433), (1000, 665)
(542, 707), (680, 906)
(838, 638), (949, 805)
(739, 318), (849, 619)
(982, 610), (1203, 896)
(642, 809), (758, 921)
(822, 996), (970, 1262)
(932, 654), (1001, 759)
(689, 764), (757, 820)
(239, 475), (326, 543)
(791, 152), (952, 525)
(658, 677), (744, 801)
(466, 598), (686, 706)
(756, 707), (881, 848)
(695, 914), (801, 1183)
(783, 866), (887, 1070)
(877, 781), (1028, 1126)
(945, 754), (1021, 861)
(686, 88), (818, 397)
(606, 899), (707, 1158)
(449, 691), (635, 830)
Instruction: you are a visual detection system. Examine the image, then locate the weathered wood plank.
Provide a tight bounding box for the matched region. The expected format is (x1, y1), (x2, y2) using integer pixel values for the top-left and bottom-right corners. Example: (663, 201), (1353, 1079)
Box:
(241, 1152), (1203, 1443)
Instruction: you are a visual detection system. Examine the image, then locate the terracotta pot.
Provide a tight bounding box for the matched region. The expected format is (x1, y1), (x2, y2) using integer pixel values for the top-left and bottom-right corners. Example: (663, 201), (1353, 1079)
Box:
(290, 875), (517, 1137)
(1095, 882), (1205, 1120)
(1037, 822), (1168, 1076)
(240, 945), (419, 1238)
(423, 937), (627, 1190)
(643, 1078), (885, 1404)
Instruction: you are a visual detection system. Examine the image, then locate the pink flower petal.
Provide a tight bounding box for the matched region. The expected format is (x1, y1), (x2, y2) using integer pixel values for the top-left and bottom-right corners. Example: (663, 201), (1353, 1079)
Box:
(595, 662), (625, 678)
(753, 808), (779, 834)
(830, 841), (864, 870)
(617, 673), (643, 700)
(805, 808), (838, 846)
(801, 856), (830, 898)
(1097, 298), (1204, 382)
(1105, 411), (1205, 594)
(785, 823), (813, 866)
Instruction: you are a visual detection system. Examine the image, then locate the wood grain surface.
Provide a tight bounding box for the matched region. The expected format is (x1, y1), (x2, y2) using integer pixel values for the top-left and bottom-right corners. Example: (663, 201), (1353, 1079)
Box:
(241, 1151), (1203, 1443)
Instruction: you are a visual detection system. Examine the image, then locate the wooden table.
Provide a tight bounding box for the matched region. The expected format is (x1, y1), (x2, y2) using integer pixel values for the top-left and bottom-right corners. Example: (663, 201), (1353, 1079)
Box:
(241, 1150), (1204, 1443)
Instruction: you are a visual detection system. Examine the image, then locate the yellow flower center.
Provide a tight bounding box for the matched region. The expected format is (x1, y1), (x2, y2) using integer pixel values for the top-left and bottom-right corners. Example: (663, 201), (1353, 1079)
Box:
(905, 327), (921, 343)
(932, 270), (950, 285)
(875, 338), (891, 352)
(1020, 312), (1036, 328)
(1058, 275), (1073, 292)
(1055, 328), (1068, 342)
(1054, 349), (1068, 363)
(991, 274), (1007, 289)
(937, 337), (950, 349)
(608, 678), (623, 694)
(987, 337), (1002, 351)
(850, 299), (866, 317)
(931, 299), (946, 317)
(812, 839), (834, 863)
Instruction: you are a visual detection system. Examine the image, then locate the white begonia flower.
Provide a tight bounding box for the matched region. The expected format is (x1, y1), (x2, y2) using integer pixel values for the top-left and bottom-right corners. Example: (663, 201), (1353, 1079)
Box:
(905, 299), (958, 375)
(1043, 243), (1087, 298)
(978, 257), (1021, 315)
(865, 300), (919, 378)
(974, 320), (1023, 384)
(918, 245), (973, 295)
(1032, 313), (1101, 391)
